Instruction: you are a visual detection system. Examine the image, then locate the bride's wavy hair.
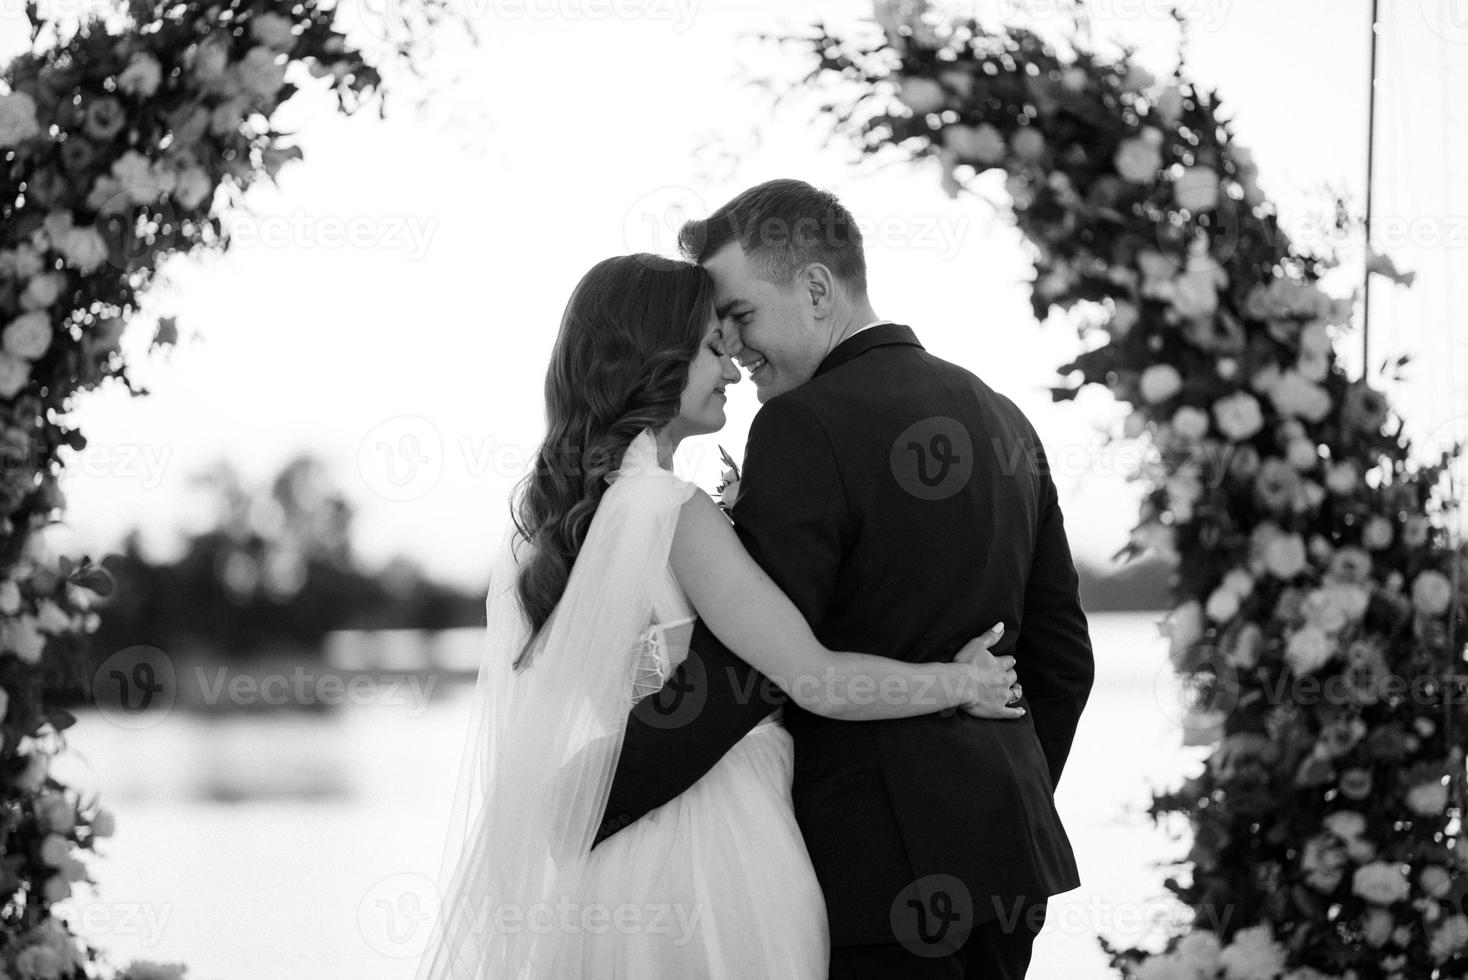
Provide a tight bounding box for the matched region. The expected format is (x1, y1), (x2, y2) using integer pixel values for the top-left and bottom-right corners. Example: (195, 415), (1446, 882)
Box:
(509, 253), (715, 669)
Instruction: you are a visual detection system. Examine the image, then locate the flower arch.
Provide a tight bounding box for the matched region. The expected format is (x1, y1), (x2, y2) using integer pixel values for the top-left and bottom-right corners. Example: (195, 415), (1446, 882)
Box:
(0, 2), (430, 974)
(765, 9), (1468, 977)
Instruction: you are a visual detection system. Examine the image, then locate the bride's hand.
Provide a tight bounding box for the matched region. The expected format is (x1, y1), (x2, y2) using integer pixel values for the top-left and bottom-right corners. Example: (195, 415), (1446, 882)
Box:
(951, 623), (1024, 719)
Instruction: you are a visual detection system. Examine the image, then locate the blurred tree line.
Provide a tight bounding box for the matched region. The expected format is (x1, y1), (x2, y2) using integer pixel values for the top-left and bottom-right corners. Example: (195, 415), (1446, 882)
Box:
(87, 453), (484, 668)
(72, 450), (1165, 702)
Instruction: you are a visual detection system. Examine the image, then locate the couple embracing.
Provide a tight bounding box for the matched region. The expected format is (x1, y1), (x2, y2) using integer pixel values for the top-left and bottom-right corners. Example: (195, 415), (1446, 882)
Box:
(415, 178), (1094, 979)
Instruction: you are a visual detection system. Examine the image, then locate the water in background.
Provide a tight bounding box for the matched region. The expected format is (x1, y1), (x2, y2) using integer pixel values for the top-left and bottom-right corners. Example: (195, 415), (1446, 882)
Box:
(54, 611), (1205, 980)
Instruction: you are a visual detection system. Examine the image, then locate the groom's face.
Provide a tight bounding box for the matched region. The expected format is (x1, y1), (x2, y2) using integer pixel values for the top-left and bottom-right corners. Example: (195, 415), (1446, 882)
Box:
(703, 243), (825, 403)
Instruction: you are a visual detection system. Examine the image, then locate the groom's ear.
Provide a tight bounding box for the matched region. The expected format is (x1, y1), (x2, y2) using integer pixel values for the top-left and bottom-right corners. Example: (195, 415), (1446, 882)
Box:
(801, 262), (837, 319)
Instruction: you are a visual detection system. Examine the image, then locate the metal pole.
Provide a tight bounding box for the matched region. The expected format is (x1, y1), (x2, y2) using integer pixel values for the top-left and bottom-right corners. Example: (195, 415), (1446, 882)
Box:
(1363, 0), (1380, 380)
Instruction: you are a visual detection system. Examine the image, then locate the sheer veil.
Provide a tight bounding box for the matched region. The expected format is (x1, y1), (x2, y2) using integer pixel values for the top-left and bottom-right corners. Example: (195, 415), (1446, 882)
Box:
(414, 428), (697, 980)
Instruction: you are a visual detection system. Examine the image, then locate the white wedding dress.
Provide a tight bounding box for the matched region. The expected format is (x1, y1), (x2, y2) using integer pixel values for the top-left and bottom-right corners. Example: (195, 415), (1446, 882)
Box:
(415, 428), (828, 980)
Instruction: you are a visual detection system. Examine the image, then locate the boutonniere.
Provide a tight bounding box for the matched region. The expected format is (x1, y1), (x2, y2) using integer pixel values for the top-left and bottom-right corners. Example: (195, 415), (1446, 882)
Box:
(714, 445), (741, 516)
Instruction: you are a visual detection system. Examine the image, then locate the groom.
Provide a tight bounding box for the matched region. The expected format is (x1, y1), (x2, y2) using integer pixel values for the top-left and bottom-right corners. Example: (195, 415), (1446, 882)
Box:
(594, 179), (1095, 978)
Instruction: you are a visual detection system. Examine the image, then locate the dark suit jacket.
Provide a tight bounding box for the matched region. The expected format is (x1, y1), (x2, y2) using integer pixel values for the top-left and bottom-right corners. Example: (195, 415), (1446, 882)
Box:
(593, 324), (1095, 946)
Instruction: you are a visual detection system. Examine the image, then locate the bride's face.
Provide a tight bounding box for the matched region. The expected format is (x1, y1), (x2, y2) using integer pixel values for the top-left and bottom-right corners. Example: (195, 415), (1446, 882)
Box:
(672, 310), (742, 439)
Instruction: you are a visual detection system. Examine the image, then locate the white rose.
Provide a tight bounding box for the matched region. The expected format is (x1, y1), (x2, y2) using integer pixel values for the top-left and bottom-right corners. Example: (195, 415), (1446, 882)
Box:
(1412, 570), (1453, 617)
(40, 873), (70, 903)
(209, 96), (249, 137)
(1205, 585), (1240, 623)
(1106, 299), (1139, 339)
(1325, 460), (1358, 495)
(91, 806), (116, 837)
(1114, 127), (1164, 183)
(172, 166), (212, 210)
(1406, 779), (1449, 816)
(1269, 370), (1332, 422)
(1061, 66), (1089, 92)
(1322, 809), (1367, 841)
(189, 36), (230, 85)
(1284, 437), (1317, 471)
(1140, 364), (1183, 404)
(1362, 515), (1393, 550)
(1431, 915), (1468, 963)
(1212, 391), (1263, 441)
(236, 46), (287, 99)
(35, 599), (68, 634)
(1172, 268), (1220, 320)
(0, 350), (33, 399)
(1300, 319), (1331, 356)
(250, 12), (297, 51)
(1301, 588), (1348, 634)
(1297, 348), (1330, 382)
(1123, 63), (1156, 92)
(1227, 621), (1262, 668)
(20, 272), (64, 310)
(35, 793), (75, 834)
(0, 612), (45, 662)
(0, 579), (19, 615)
(1362, 907), (1394, 947)
(1403, 514), (1429, 547)
(1161, 600), (1205, 661)
(1262, 531), (1308, 579)
(1171, 406), (1209, 442)
(118, 52), (163, 97)
(1219, 923), (1287, 980)
(14, 751), (47, 791)
(0, 91), (41, 148)
(1421, 864), (1453, 899)
(57, 225), (108, 272)
(896, 76), (946, 115)
(39, 832), (69, 867)
(943, 123), (1006, 166)
(1322, 581), (1369, 621)
(110, 150), (165, 204)
(1174, 166), (1220, 212)
(1154, 85), (1184, 125)
(3, 311), (52, 361)
(1010, 127), (1045, 163)
(1352, 862), (1410, 905)
(1005, 173), (1034, 210)
(1285, 625), (1335, 674)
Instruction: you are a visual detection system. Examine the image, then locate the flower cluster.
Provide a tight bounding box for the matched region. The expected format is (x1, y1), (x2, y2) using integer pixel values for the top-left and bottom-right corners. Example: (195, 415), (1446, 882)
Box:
(768, 7), (1468, 977)
(0, 0), (389, 972)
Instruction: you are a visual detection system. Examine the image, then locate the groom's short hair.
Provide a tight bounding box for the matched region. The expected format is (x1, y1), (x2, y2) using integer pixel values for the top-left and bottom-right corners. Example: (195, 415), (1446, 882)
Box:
(678, 179), (867, 295)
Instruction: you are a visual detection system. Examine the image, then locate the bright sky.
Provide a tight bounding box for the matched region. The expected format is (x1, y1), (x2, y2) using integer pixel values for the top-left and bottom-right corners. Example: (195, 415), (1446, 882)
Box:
(3, 0), (1464, 590)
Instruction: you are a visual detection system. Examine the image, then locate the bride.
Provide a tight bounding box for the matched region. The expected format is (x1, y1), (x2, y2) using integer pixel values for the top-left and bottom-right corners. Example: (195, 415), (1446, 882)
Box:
(413, 254), (1026, 980)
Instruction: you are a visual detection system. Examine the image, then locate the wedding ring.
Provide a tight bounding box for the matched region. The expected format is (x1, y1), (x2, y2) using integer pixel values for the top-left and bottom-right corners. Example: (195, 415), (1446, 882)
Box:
(1006, 684), (1021, 704)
